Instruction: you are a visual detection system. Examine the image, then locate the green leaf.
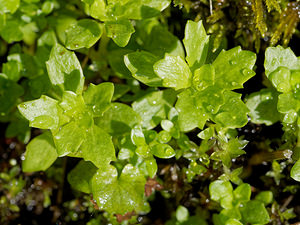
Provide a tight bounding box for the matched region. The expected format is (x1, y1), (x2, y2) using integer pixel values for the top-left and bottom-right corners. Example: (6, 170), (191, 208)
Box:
(213, 91), (249, 128)
(46, 44), (84, 94)
(91, 164), (146, 214)
(269, 67), (291, 93)
(140, 22), (185, 58)
(233, 183), (251, 202)
(0, 0), (20, 14)
(18, 95), (60, 130)
(225, 219), (243, 225)
(209, 180), (233, 209)
(80, 125), (116, 168)
(246, 88), (280, 125)
(209, 180), (233, 203)
(140, 157), (157, 178)
(151, 143), (175, 158)
(0, 13), (5, 32)
(265, 46), (300, 77)
(192, 64), (215, 91)
(53, 121), (86, 156)
(2, 60), (21, 81)
(87, 0), (107, 21)
(240, 200), (270, 224)
(225, 138), (247, 159)
(5, 114), (30, 144)
(95, 103), (141, 135)
(183, 20), (209, 71)
(0, 20), (23, 43)
(83, 82), (114, 117)
(67, 160), (98, 194)
(221, 208), (241, 221)
(55, 16), (77, 44)
(65, 19), (103, 50)
(291, 159), (300, 182)
(142, 0), (170, 13)
(59, 91), (86, 118)
(176, 205), (189, 222)
(131, 126), (146, 146)
(154, 54), (192, 90)
(108, 49), (132, 79)
(175, 88), (208, 131)
(212, 47), (256, 90)
(132, 89), (177, 129)
(0, 77), (23, 116)
(28, 75), (51, 98)
(42, 1), (55, 15)
(255, 191), (273, 205)
(195, 86), (224, 115)
(22, 132), (57, 172)
(124, 51), (162, 86)
(277, 93), (299, 123)
(105, 19), (135, 47)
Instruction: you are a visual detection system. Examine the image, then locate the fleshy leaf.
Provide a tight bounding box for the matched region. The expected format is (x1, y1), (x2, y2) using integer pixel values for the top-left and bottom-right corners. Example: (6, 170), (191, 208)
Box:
(124, 51), (162, 86)
(59, 91), (86, 119)
(209, 180), (233, 202)
(132, 89), (177, 129)
(105, 19), (135, 47)
(233, 183), (251, 202)
(265, 46), (300, 77)
(0, 0), (20, 14)
(80, 125), (116, 168)
(269, 67), (291, 93)
(176, 205), (189, 222)
(91, 164), (146, 214)
(108, 49), (132, 79)
(67, 160), (98, 194)
(83, 82), (114, 117)
(195, 86), (224, 115)
(53, 121), (86, 156)
(291, 159), (300, 182)
(255, 191), (274, 205)
(95, 103), (141, 136)
(175, 88), (208, 131)
(88, 0), (107, 21)
(212, 47), (256, 90)
(246, 88), (280, 125)
(183, 20), (209, 71)
(151, 143), (175, 158)
(277, 93), (299, 123)
(192, 64), (215, 91)
(0, 20), (23, 43)
(154, 54), (192, 90)
(209, 180), (233, 209)
(240, 200), (270, 224)
(65, 19), (103, 50)
(213, 91), (249, 128)
(46, 44), (84, 94)
(140, 22), (185, 58)
(18, 95), (60, 130)
(22, 132), (57, 172)
(0, 77), (24, 116)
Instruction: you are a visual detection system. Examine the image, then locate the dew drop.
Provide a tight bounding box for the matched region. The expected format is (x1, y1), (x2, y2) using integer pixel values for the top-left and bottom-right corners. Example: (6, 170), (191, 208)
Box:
(242, 68), (253, 76)
(231, 81), (237, 87)
(55, 135), (61, 140)
(21, 154), (25, 161)
(229, 60), (237, 65)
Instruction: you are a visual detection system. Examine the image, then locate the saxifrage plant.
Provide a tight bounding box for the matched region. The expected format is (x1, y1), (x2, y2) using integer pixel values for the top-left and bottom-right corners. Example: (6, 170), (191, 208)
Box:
(0, 0), (299, 224)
